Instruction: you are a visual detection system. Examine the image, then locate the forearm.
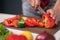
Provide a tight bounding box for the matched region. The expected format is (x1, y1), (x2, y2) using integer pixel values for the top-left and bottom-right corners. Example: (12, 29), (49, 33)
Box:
(53, 0), (60, 11)
(52, 0), (60, 21)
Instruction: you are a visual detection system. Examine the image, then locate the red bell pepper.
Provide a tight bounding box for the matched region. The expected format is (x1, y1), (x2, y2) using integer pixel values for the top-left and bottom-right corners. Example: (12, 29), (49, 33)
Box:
(42, 13), (55, 29)
(6, 34), (27, 40)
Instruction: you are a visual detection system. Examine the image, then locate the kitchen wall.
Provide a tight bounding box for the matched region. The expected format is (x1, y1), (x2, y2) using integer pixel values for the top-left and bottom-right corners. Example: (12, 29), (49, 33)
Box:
(0, 0), (4, 12)
(0, 0), (22, 15)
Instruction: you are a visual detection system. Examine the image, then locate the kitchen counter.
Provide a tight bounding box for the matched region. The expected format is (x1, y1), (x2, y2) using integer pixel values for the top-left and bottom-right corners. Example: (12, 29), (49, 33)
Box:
(0, 13), (60, 40)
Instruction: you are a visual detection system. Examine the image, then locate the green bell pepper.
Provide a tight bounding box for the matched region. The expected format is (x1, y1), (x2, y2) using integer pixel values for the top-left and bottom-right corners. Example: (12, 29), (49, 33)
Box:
(18, 18), (26, 28)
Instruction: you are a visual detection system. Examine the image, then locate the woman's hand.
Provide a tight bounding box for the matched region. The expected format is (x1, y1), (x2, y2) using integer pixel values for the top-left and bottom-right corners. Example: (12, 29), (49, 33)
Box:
(47, 9), (58, 24)
(29, 0), (40, 10)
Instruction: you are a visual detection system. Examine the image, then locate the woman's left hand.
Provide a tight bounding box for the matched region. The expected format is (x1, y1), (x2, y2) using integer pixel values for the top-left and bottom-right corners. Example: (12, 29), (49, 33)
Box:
(47, 9), (58, 24)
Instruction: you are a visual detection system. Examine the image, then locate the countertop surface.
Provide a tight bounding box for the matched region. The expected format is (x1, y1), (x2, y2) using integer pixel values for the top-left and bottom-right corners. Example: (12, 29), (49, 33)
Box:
(0, 13), (60, 40)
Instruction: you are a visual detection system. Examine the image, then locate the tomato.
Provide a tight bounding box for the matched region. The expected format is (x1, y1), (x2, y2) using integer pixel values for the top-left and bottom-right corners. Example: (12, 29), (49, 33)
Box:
(42, 13), (55, 29)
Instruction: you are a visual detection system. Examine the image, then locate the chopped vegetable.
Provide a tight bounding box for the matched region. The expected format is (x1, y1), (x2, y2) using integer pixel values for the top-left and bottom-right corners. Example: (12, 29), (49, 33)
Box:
(0, 24), (6, 35)
(3, 15), (21, 27)
(36, 32), (55, 40)
(0, 24), (12, 40)
(25, 18), (35, 27)
(18, 18), (26, 28)
(3, 14), (56, 29)
(22, 31), (33, 40)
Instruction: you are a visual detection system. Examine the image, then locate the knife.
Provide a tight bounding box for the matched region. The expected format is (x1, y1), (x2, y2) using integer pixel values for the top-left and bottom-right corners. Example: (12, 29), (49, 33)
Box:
(37, 6), (46, 14)
(31, 5), (46, 15)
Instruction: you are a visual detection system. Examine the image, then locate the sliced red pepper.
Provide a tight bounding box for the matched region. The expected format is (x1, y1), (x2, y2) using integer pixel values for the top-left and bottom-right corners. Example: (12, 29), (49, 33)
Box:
(25, 18), (35, 27)
(31, 18), (39, 26)
(37, 21), (44, 27)
(25, 17), (44, 27)
(3, 15), (21, 27)
(12, 20), (18, 28)
(31, 18), (44, 27)
(3, 18), (13, 27)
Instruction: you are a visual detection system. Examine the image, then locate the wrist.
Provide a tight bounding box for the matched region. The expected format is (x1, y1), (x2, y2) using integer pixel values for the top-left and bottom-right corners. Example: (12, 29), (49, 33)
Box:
(52, 8), (58, 24)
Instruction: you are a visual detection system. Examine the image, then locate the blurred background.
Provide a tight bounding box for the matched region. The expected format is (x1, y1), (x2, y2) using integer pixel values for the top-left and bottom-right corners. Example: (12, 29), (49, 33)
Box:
(0, 0), (22, 15)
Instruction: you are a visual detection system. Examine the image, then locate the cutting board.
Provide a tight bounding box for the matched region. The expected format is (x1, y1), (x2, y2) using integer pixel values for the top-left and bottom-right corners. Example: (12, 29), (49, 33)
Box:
(0, 13), (60, 35)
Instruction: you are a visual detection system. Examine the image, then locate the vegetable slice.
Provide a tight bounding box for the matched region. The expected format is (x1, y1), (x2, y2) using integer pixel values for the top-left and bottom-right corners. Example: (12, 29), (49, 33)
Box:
(18, 18), (26, 28)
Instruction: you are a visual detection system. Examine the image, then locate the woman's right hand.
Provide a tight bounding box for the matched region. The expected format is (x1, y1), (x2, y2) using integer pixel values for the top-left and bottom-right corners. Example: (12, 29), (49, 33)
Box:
(29, 0), (41, 10)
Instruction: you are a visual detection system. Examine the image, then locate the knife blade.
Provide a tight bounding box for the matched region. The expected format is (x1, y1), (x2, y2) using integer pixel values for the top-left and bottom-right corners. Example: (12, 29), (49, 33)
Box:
(37, 6), (46, 14)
